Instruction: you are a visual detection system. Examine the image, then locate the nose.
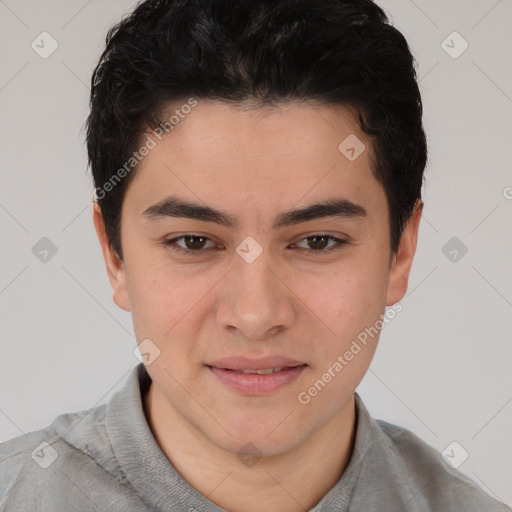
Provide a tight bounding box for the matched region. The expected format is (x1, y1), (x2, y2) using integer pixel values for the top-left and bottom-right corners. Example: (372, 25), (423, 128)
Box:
(216, 245), (296, 341)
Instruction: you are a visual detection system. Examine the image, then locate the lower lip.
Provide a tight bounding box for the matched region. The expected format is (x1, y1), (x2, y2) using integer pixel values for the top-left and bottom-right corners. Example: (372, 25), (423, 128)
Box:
(207, 365), (307, 394)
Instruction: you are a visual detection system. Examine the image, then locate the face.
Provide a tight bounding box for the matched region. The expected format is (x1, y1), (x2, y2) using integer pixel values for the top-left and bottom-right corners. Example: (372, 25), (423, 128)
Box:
(94, 100), (421, 457)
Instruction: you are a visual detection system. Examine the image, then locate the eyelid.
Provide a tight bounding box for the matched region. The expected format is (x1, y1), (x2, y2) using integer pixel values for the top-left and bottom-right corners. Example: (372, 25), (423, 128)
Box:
(163, 234), (219, 252)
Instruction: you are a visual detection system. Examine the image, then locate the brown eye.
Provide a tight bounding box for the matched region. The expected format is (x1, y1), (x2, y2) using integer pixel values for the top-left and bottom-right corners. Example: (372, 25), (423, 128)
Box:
(294, 234), (348, 255)
(163, 235), (216, 254)
(306, 235), (330, 250)
(181, 235), (208, 250)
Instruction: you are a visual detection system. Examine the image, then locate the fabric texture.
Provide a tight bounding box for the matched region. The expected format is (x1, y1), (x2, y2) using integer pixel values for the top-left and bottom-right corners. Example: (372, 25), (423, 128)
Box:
(0, 363), (509, 511)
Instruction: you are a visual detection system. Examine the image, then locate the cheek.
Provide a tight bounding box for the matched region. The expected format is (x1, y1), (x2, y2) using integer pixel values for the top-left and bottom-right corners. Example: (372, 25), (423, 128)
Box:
(296, 260), (388, 338)
(125, 257), (229, 354)
(295, 267), (385, 412)
(125, 257), (200, 341)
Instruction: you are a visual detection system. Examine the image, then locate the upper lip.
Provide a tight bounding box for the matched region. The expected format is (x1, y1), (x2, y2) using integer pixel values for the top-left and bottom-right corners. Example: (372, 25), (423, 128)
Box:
(206, 356), (306, 370)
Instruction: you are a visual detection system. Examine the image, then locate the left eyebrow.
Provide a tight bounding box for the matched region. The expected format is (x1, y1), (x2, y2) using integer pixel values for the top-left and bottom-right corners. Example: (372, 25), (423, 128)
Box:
(273, 198), (367, 228)
(141, 195), (367, 230)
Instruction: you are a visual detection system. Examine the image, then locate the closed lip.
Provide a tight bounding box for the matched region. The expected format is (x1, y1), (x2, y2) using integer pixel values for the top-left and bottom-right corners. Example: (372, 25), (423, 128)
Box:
(205, 356), (306, 371)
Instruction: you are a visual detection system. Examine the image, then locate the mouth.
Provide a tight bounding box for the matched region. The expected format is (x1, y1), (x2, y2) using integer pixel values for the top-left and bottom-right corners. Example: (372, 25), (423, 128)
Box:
(207, 365), (304, 374)
(205, 358), (308, 395)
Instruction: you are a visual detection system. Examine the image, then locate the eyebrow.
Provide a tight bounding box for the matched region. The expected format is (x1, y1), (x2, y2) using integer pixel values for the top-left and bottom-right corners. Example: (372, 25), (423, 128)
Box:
(141, 195), (367, 230)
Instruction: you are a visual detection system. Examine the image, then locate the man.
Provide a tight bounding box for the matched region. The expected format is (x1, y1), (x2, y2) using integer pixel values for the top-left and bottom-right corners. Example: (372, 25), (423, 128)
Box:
(0, 0), (509, 510)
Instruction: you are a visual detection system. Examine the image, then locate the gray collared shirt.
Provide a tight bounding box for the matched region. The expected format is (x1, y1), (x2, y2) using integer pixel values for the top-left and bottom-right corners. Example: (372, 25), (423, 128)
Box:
(1, 363), (509, 511)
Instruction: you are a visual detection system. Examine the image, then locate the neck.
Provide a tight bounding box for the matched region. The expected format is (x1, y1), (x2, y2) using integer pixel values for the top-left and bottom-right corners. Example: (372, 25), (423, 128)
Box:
(143, 382), (357, 512)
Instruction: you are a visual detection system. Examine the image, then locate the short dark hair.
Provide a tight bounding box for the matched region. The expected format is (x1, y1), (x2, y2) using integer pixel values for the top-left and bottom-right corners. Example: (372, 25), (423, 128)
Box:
(86, 0), (427, 260)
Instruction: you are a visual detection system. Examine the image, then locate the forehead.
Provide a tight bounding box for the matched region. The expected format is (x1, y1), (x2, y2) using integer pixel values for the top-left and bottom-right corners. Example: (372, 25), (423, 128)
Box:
(122, 100), (384, 221)
(148, 99), (368, 161)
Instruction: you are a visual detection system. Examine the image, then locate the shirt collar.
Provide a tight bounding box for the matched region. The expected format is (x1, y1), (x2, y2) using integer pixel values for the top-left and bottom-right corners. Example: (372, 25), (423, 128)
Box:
(106, 363), (222, 511)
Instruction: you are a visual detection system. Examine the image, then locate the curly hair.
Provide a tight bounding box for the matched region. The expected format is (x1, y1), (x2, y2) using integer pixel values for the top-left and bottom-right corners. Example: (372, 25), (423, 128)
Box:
(85, 0), (427, 260)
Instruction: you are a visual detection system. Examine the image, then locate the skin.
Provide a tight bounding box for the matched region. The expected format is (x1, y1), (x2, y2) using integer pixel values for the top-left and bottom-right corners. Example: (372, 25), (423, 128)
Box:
(93, 99), (422, 512)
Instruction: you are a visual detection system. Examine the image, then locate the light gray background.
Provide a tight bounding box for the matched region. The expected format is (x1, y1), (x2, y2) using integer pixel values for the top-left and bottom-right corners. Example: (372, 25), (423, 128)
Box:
(1, 0), (511, 506)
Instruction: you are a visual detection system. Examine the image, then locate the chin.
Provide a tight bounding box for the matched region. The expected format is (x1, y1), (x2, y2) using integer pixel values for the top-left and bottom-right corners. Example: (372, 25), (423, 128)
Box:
(217, 435), (301, 461)
(208, 415), (307, 459)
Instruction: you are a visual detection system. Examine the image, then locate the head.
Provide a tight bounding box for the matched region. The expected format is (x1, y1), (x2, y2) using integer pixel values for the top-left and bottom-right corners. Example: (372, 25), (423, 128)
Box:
(87, 0), (426, 457)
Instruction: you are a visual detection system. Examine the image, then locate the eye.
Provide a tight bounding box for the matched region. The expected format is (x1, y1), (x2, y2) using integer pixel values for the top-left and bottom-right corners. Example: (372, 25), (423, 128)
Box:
(293, 234), (348, 255)
(163, 233), (348, 256)
(163, 235), (218, 254)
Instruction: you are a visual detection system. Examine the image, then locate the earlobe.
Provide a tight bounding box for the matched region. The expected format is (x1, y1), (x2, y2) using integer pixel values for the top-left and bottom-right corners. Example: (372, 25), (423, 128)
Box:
(92, 202), (132, 312)
(385, 200), (423, 306)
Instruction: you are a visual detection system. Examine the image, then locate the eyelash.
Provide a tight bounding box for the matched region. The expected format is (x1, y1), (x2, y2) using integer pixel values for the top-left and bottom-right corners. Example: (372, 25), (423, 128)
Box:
(162, 234), (349, 256)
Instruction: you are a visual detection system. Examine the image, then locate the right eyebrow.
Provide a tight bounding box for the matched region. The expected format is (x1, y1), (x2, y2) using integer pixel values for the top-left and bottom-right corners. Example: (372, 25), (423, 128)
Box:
(141, 195), (367, 230)
(141, 196), (239, 229)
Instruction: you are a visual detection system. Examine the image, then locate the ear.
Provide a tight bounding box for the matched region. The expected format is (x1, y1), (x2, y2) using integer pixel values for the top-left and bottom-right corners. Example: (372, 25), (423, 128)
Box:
(386, 200), (423, 306)
(92, 201), (131, 312)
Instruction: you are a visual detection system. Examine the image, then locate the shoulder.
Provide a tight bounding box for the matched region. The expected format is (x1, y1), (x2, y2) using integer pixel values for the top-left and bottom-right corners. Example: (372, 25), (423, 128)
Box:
(0, 405), (143, 511)
(0, 417), (89, 511)
(372, 418), (510, 511)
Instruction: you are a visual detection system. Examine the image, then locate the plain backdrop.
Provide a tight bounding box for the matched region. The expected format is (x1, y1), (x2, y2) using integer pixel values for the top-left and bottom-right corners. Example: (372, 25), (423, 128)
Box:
(0, 0), (511, 506)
